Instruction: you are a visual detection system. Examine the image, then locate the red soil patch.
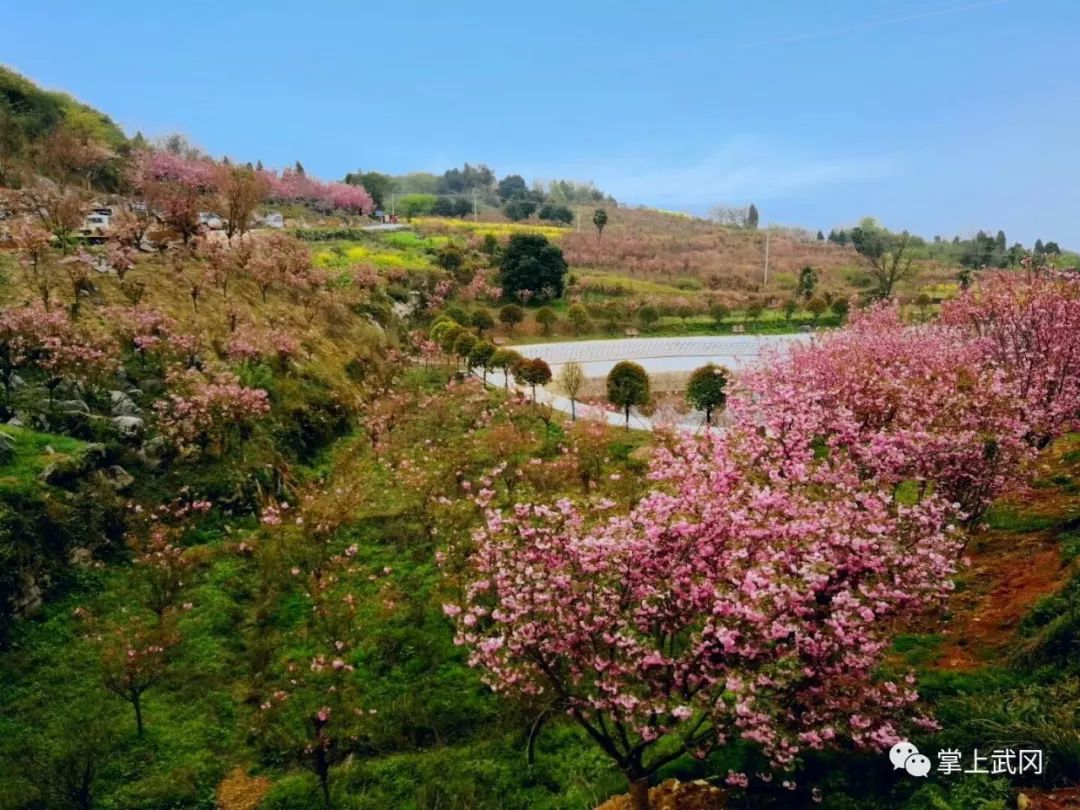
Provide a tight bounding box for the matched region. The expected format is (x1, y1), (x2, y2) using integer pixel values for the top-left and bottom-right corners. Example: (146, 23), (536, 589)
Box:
(1019, 787), (1080, 809)
(934, 441), (1080, 670)
(596, 779), (727, 810)
(935, 527), (1068, 670)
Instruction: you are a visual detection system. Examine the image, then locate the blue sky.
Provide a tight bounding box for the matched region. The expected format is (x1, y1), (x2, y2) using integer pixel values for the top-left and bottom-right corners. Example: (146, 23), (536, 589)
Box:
(5, 0), (1079, 245)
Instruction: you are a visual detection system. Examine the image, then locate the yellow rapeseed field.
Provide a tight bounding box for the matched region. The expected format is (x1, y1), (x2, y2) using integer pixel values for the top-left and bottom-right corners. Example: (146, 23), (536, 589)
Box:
(413, 217), (568, 240)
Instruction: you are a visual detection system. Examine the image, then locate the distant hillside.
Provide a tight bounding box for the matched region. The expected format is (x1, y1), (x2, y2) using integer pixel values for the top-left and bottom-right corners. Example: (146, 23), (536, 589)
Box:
(0, 65), (127, 183)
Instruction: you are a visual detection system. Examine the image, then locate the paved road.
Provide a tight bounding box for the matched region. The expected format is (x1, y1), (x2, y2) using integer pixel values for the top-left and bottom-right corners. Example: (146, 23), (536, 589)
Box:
(512, 334), (808, 366)
(502, 333), (811, 431)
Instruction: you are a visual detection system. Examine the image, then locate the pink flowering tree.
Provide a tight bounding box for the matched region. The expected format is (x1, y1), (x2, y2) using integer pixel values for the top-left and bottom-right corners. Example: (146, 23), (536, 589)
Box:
(225, 326), (300, 369)
(0, 304), (116, 414)
(253, 493), (376, 809)
(244, 233), (312, 302)
(941, 269), (1080, 449)
(445, 413), (960, 808)
(104, 306), (200, 371)
(125, 496), (212, 620)
(267, 169), (374, 216)
(132, 150), (219, 244)
(8, 220), (59, 309)
(745, 277), (1080, 523)
(153, 369), (271, 458)
(100, 617), (179, 736)
(742, 305), (1032, 522)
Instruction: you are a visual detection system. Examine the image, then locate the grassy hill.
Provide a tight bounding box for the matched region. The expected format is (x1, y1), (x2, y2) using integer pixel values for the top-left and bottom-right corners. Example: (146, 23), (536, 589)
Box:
(0, 65), (128, 186)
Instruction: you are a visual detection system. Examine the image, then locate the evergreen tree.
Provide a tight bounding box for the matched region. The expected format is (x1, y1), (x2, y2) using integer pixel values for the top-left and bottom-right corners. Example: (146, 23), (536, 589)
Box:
(746, 203), (759, 230)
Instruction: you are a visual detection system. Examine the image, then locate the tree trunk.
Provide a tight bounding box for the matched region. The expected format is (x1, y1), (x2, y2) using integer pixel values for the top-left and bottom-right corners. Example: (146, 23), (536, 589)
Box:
(570, 398), (576, 421)
(624, 405), (631, 429)
(315, 749), (332, 809)
(628, 776), (650, 810)
(132, 692), (144, 736)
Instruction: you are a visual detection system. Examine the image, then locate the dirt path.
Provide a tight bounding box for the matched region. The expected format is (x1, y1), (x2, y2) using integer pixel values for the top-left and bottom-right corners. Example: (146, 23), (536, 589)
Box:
(934, 438), (1080, 669)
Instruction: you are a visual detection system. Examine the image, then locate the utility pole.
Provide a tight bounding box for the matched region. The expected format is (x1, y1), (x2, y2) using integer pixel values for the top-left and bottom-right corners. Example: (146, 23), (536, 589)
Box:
(763, 232), (770, 286)
(390, 193), (395, 218)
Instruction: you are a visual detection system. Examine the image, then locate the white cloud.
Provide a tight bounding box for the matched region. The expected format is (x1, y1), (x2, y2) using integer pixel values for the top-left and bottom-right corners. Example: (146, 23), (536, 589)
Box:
(523, 138), (894, 207)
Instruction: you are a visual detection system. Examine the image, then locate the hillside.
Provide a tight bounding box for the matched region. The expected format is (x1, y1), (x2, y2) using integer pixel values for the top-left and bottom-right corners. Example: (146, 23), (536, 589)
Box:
(2, 66), (1080, 810)
(0, 66), (128, 187)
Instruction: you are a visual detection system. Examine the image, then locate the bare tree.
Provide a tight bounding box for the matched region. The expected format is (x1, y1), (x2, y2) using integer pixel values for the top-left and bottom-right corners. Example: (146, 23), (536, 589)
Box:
(558, 361), (585, 421)
(216, 163), (269, 240)
(709, 205), (751, 228)
(851, 225), (918, 299)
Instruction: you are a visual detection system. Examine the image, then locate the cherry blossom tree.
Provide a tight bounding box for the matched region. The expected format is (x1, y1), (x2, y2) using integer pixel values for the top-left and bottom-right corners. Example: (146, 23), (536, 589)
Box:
(153, 369), (271, 458)
(104, 306), (199, 370)
(8, 220), (59, 309)
(446, 417), (959, 808)
(132, 150), (218, 244)
(940, 269), (1080, 449)
(0, 304), (116, 413)
(266, 169), (374, 216)
(245, 233), (312, 302)
(745, 281), (1080, 523)
(100, 618), (179, 736)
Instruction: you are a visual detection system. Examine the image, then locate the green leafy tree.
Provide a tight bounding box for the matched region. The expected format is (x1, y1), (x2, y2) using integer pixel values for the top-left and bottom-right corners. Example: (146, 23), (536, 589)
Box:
(513, 357), (552, 403)
(831, 297), (850, 320)
(396, 193), (437, 219)
(602, 300), (623, 333)
(435, 242), (466, 274)
(499, 303), (525, 334)
(745, 299), (764, 332)
(537, 203), (574, 224)
(471, 309), (495, 336)
(850, 222), (917, 300)
(453, 332), (477, 370)
(535, 306), (558, 335)
(709, 303), (729, 329)
(567, 303), (591, 335)
(685, 363), (728, 425)
(503, 198), (538, 222)
(783, 298), (798, 321)
(606, 361), (650, 428)
(438, 324), (466, 355)
(638, 305), (659, 331)
(343, 170), (393, 209)
(806, 295), (828, 324)
(490, 348), (521, 390)
(797, 266), (818, 300)
(592, 208), (608, 242)
(915, 292), (932, 318)
(497, 174), (528, 201)
(498, 234), (568, 303)
(469, 340), (496, 382)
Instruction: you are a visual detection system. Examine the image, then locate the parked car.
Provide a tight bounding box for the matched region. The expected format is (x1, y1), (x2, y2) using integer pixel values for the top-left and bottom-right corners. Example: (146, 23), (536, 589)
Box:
(78, 207), (113, 243)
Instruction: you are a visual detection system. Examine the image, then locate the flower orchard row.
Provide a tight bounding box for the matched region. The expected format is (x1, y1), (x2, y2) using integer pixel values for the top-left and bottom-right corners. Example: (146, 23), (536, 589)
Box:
(0, 225), (383, 458)
(132, 151), (375, 243)
(443, 268), (1080, 806)
(0, 148), (376, 255)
